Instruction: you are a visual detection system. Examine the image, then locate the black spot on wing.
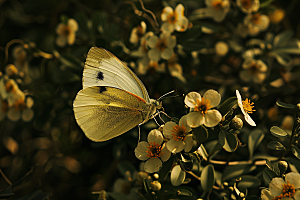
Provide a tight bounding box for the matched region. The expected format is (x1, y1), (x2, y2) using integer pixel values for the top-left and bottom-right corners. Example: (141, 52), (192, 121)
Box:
(99, 86), (107, 93)
(96, 71), (104, 80)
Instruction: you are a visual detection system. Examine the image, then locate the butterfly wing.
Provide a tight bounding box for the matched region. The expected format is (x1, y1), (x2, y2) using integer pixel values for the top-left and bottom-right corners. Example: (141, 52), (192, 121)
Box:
(83, 47), (150, 103)
(73, 86), (150, 142)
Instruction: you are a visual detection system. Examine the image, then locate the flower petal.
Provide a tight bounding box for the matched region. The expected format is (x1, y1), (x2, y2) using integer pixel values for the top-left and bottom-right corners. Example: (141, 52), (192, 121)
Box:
(163, 121), (177, 139)
(160, 143), (171, 162)
(7, 109), (20, 122)
(166, 35), (176, 48)
(135, 141), (149, 161)
(148, 49), (161, 62)
(68, 19), (78, 31)
(186, 112), (205, 128)
(148, 129), (163, 145)
(260, 189), (274, 200)
(179, 115), (192, 132)
(184, 92), (201, 108)
(269, 177), (285, 197)
(147, 35), (158, 48)
(203, 89), (221, 107)
(285, 172), (300, 189)
(161, 7), (173, 21)
(166, 138), (184, 153)
(184, 134), (193, 152)
(161, 23), (174, 33)
(161, 48), (173, 60)
(244, 113), (256, 126)
(294, 190), (300, 199)
(204, 110), (222, 127)
(144, 158), (162, 173)
(22, 109), (34, 122)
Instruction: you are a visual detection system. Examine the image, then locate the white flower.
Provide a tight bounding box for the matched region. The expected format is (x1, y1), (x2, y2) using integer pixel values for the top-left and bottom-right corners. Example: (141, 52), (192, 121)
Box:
(161, 4), (189, 33)
(167, 54), (186, 83)
(243, 13), (270, 36)
(236, 90), (256, 126)
(261, 172), (300, 200)
(193, 0), (230, 22)
(129, 21), (147, 44)
(134, 129), (171, 173)
(184, 90), (222, 128)
(147, 33), (176, 61)
(163, 115), (193, 153)
(240, 59), (268, 83)
(56, 18), (78, 47)
(236, 0), (260, 14)
(7, 90), (34, 122)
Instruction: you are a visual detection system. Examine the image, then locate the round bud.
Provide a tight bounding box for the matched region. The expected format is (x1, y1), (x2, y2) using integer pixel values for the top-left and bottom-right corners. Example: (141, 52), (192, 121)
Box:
(230, 117), (243, 130)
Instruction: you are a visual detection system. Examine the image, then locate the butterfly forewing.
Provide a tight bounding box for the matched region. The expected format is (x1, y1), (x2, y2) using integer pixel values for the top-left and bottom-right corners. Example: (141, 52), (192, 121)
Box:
(73, 86), (150, 142)
(83, 47), (150, 103)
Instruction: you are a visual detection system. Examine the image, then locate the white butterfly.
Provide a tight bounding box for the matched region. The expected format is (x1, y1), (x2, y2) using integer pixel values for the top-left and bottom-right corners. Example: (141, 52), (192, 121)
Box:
(73, 47), (161, 142)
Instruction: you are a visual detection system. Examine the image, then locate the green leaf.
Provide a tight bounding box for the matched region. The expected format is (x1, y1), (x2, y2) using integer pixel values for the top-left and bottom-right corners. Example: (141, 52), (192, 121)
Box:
(181, 39), (206, 52)
(176, 189), (193, 196)
(158, 155), (175, 182)
(222, 164), (256, 181)
(267, 141), (286, 150)
(263, 168), (278, 185)
(292, 146), (300, 159)
(142, 178), (150, 194)
(270, 126), (290, 138)
(201, 164), (215, 192)
(219, 130), (238, 152)
(273, 30), (294, 47)
(107, 192), (131, 200)
(237, 175), (261, 188)
(217, 97), (237, 117)
(178, 153), (193, 171)
(276, 101), (295, 109)
(260, 0), (275, 8)
(286, 157), (300, 172)
(265, 159), (274, 170)
(15, 190), (51, 200)
(248, 129), (265, 159)
(197, 144), (208, 161)
(170, 165), (186, 186)
(193, 125), (208, 144)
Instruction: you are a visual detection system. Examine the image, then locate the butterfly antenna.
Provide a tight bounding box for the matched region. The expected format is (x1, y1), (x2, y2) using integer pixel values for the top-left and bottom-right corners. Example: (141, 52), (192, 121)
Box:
(157, 90), (176, 101)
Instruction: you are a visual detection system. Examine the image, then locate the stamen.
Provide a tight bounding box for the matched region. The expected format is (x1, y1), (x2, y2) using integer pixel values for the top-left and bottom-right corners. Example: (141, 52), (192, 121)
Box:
(242, 98), (255, 114)
(272, 181), (295, 200)
(193, 97), (212, 115)
(146, 142), (163, 158)
(171, 124), (187, 141)
(212, 1), (223, 10)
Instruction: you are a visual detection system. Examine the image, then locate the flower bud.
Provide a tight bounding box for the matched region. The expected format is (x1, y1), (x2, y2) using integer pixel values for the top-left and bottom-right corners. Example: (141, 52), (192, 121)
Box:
(278, 160), (288, 175)
(151, 180), (161, 191)
(230, 116), (243, 130)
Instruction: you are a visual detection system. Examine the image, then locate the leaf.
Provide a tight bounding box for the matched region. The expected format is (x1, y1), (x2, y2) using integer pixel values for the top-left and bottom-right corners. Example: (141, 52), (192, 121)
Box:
(178, 153), (193, 171)
(237, 175), (261, 188)
(142, 178), (150, 194)
(222, 164), (256, 181)
(158, 155), (175, 182)
(181, 39), (206, 52)
(267, 141), (286, 150)
(201, 164), (215, 192)
(248, 129), (265, 159)
(193, 125), (208, 144)
(286, 157), (300, 173)
(276, 101), (295, 109)
(260, 0), (275, 8)
(273, 30), (294, 48)
(176, 189), (193, 196)
(197, 144), (208, 161)
(265, 159), (274, 170)
(292, 146), (300, 159)
(270, 126), (290, 138)
(170, 165), (186, 186)
(219, 130), (238, 152)
(217, 97), (237, 117)
(107, 192), (131, 200)
(0, 186), (14, 198)
(263, 168), (278, 185)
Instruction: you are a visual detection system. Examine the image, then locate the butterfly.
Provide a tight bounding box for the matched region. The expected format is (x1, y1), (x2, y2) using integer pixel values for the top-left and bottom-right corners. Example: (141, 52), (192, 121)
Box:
(73, 47), (162, 142)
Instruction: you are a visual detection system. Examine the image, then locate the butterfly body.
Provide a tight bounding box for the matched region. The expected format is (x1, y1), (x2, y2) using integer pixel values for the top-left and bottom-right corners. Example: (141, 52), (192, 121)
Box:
(73, 47), (160, 142)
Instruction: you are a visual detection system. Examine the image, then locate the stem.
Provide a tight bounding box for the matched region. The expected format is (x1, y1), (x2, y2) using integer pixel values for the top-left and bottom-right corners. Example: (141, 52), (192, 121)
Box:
(0, 169), (12, 185)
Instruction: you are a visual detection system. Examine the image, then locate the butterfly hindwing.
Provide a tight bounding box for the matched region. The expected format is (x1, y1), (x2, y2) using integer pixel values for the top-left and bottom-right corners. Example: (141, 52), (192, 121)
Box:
(73, 86), (150, 142)
(83, 47), (150, 103)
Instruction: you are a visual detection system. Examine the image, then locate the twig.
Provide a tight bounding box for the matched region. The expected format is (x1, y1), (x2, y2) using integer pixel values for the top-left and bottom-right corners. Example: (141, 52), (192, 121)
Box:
(0, 169), (12, 185)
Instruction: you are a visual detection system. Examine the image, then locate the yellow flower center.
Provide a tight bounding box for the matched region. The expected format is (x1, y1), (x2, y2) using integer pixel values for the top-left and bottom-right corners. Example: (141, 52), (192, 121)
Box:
(167, 13), (178, 24)
(14, 99), (26, 111)
(155, 38), (167, 51)
(171, 124), (187, 141)
(146, 142), (163, 158)
(194, 97), (213, 115)
(241, 0), (252, 10)
(249, 63), (260, 74)
(251, 13), (261, 24)
(61, 25), (71, 36)
(272, 181), (295, 200)
(242, 98), (255, 114)
(5, 81), (16, 93)
(212, 1), (223, 10)
(136, 24), (145, 38)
